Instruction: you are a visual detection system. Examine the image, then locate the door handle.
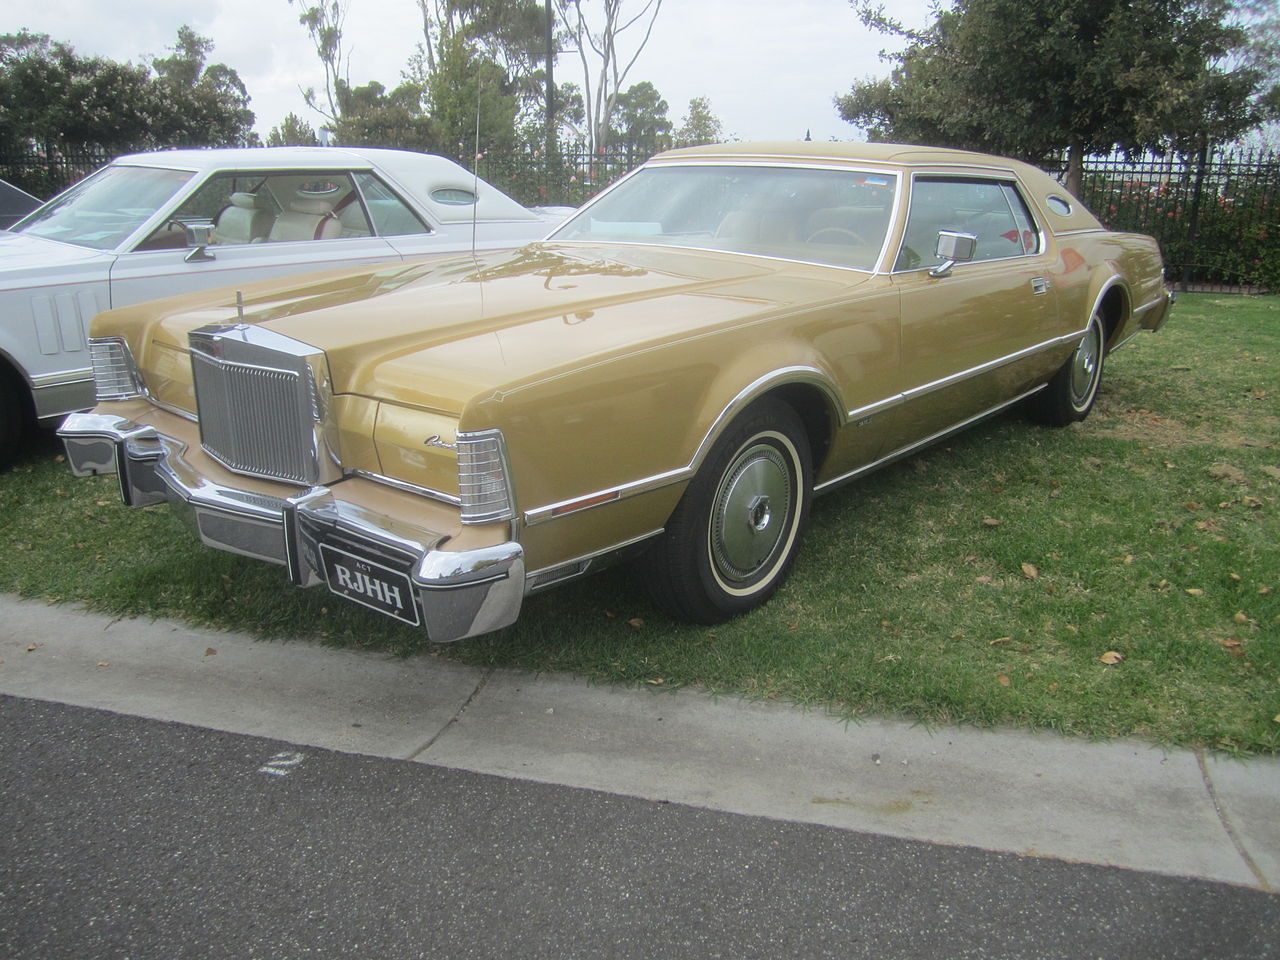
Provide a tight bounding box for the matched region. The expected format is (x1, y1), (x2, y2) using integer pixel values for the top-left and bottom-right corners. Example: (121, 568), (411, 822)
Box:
(1031, 277), (1050, 295)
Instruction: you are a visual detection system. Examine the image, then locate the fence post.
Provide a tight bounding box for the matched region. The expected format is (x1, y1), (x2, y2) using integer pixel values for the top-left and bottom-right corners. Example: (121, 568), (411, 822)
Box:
(1180, 140), (1210, 292)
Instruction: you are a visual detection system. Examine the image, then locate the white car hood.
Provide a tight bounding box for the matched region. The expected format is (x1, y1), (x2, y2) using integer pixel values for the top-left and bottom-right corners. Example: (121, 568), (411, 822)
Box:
(0, 231), (115, 287)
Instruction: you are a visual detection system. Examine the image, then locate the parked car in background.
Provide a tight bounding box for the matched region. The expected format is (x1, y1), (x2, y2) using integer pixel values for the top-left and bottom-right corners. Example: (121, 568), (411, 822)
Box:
(0, 146), (569, 463)
(60, 141), (1171, 639)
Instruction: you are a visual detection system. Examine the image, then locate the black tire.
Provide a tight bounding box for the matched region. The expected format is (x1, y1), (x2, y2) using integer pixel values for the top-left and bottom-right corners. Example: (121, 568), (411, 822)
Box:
(0, 369), (26, 470)
(1030, 309), (1106, 427)
(638, 397), (812, 624)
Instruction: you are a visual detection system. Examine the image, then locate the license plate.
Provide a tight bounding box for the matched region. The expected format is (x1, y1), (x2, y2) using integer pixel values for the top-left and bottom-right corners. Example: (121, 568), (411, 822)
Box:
(319, 544), (420, 627)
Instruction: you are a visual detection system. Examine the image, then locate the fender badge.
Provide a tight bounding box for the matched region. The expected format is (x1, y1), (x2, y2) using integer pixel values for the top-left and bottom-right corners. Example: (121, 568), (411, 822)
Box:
(424, 434), (457, 450)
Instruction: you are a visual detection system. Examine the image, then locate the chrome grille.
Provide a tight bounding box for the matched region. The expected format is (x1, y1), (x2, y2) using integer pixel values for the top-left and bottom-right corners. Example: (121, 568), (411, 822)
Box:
(191, 352), (315, 484)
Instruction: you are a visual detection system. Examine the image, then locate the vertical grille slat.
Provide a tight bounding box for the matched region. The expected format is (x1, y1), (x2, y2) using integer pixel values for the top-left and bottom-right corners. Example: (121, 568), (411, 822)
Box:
(192, 353), (315, 484)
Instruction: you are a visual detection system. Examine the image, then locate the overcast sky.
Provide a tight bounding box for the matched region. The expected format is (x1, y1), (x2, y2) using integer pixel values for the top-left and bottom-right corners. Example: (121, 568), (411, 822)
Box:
(14, 0), (934, 143)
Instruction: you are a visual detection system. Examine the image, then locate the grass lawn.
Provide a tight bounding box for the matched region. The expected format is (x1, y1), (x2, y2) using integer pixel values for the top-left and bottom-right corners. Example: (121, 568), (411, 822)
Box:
(1, 293), (1277, 753)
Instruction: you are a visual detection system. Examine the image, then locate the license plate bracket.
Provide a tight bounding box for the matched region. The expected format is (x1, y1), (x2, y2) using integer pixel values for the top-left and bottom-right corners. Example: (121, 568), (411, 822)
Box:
(319, 543), (420, 627)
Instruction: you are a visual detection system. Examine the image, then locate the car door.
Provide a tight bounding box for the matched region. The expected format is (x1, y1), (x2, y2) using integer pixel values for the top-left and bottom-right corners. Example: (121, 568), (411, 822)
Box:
(107, 170), (401, 310)
(883, 175), (1059, 451)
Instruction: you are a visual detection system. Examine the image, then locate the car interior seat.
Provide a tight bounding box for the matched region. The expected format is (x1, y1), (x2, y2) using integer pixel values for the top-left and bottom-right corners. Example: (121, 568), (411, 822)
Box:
(211, 192), (275, 245)
(268, 192), (343, 243)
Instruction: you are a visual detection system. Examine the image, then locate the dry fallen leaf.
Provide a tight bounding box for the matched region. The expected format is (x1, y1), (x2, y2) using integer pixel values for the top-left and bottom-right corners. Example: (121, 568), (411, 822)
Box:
(645, 677), (665, 685)
(1274, 714), (1280, 725)
(1262, 466), (1280, 481)
(976, 575), (994, 585)
(990, 636), (1012, 646)
(1261, 586), (1273, 596)
(1233, 611), (1250, 624)
(604, 609), (616, 619)
(627, 617), (644, 630)
(1099, 651), (1125, 665)
(1208, 463), (1248, 485)
(1218, 638), (1245, 658)
(981, 517), (1002, 527)
(1230, 572), (1242, 582)
(1242, 496), (1263, 509)
(25, 644), (38, 653)
(1122, 554), (1135, 565)
(997, 673), (1011, 686)
(1048, 682), (1060, 692)
(204, 647), (217, 657)
(1186, 588), (1205, 597)
(1021, 562), (1039, 580)
(96, 661), (110, 669)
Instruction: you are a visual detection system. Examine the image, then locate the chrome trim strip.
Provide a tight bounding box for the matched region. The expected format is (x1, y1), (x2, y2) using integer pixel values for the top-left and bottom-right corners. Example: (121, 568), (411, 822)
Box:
(521, 331), (1084, 526)
(524, 467), (690, 526)
(1053, 228), (1105, 237)
(815, 385), (1047, 495)
(524, 529), (665, 593)
(897, 327), (1087, 406)
(523, 365), (846, 526)
(1132, 295), (1164, 316)
(30, 367), (93, 389)
(1111, 331), (1141, 351)
(350, 469), (463, 507)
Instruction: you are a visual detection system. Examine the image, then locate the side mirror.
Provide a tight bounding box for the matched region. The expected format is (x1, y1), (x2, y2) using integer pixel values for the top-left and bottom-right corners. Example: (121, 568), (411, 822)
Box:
(929, 230), (977, 277)
(183, 222), (216, 262)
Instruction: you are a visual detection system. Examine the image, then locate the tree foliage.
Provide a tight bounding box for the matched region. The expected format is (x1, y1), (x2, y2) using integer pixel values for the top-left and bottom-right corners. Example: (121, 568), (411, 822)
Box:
(288, 0), (350, 123)
(836, 0), (1276, 194)
(0, 27), (254, 152)
(611, 80), (671, 157)
(266, 112), (320, 146)
(674, 96), (725, 147)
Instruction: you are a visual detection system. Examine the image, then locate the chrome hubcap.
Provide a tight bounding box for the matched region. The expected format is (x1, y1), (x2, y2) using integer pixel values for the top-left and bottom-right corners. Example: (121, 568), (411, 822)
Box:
(1070, 320), (1102, 406)
(711, 442), (792, 583)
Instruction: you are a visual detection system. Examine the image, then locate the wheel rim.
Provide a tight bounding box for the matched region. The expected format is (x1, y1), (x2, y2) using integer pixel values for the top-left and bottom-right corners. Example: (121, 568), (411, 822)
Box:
(709, 441), (794, 584)
(1070, 318), (1102, 409)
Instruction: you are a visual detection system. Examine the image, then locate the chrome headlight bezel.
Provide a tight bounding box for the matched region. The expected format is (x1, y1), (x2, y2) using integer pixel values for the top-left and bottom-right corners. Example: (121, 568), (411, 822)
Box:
(88, 337), (145, 401)
(457, 429), (516, 524)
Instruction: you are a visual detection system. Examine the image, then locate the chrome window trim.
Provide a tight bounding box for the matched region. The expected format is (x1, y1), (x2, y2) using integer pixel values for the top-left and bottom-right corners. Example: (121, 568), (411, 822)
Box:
(546, 160), (903, 275)
(891, 171), (1049, 275)
(815, 384), (1048, 495)
(349, 469), (463, 507)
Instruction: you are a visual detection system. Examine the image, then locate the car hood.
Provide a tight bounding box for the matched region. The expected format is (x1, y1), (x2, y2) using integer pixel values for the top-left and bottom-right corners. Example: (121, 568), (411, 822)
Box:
(125, 243), (868, 415)
(0, 231), (115, 286)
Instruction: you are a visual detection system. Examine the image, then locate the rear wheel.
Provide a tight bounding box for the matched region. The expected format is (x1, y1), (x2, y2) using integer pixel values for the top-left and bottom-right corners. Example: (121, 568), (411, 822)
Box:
(1030, 309), (1106, 427)
(638, 398), (812, 624)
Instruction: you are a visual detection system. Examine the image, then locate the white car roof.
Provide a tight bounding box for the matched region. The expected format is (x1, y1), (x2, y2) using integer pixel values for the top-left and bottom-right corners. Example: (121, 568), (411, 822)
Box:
(112, 146), (540, 224)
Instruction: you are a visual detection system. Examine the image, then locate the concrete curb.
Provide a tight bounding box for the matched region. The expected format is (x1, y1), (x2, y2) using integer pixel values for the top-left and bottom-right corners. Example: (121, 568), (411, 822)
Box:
(1, 593), (1276, 891)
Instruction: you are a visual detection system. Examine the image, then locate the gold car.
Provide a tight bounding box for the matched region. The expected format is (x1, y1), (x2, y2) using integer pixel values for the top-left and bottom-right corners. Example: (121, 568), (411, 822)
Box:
(59, 142), (1172, 641)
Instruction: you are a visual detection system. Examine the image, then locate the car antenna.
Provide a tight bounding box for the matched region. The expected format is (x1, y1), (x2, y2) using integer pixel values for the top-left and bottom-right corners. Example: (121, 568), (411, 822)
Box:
(471, 69), (482, 263)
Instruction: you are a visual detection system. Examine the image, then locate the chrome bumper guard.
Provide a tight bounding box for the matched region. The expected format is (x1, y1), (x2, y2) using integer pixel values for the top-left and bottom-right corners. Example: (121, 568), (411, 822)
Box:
(59, 414), (524, 643)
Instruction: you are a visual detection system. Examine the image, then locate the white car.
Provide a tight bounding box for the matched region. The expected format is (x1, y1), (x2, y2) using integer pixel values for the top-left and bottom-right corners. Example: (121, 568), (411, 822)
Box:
(0, 146), (571, 462)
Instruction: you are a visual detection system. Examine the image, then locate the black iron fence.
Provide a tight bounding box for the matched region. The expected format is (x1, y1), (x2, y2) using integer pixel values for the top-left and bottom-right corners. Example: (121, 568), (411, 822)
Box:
(6, 138), (1278, 292)
(1060, 148), (1280, 293)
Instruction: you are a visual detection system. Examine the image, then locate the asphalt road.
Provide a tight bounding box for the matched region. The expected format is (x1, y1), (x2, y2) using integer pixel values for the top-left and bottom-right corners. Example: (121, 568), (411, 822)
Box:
(1, 695), (1276, 960)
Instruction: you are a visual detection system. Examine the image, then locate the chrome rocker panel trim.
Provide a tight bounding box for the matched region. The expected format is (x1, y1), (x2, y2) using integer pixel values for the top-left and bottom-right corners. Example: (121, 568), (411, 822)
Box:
(58, 413), (523, 643)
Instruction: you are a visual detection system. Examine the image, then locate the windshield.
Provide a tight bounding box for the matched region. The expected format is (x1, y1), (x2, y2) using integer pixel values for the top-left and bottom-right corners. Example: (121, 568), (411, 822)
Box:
(550, 164), (899, 271)
(12, 165), (195, 251)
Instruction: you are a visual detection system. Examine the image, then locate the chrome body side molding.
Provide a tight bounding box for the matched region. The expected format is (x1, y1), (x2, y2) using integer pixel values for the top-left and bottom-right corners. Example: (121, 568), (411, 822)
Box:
(814, 385), (1047, 495)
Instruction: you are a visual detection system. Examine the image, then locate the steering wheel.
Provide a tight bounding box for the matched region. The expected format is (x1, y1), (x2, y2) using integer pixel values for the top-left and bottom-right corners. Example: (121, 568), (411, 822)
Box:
(805, 226), (865, 245)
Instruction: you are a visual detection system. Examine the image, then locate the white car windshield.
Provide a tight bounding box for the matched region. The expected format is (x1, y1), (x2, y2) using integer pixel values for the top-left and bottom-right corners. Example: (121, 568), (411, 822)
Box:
(550, 164), (899, 271)
(12, 165), (194, 251)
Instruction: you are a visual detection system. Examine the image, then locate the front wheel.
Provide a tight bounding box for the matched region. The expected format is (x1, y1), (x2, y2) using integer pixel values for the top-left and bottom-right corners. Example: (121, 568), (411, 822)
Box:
(0, 370), (26, 469)
(638, 398), (812, 624)
(1030, 310), (1106, 427)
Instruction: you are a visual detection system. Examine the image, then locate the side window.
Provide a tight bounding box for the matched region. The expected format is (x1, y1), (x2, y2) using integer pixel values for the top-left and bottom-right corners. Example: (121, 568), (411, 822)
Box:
(136, 173), (277, 251)
(895, 178), (1033, 271)
(354, 173), (431, 237)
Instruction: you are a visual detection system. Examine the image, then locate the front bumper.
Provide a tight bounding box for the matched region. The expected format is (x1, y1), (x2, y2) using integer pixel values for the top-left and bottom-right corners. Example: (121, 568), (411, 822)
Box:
(58, 413), (524, 642)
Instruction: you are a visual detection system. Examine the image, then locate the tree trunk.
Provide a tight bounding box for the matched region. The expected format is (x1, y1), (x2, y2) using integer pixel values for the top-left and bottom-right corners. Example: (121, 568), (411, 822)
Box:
(1065, 138), (1084, 198)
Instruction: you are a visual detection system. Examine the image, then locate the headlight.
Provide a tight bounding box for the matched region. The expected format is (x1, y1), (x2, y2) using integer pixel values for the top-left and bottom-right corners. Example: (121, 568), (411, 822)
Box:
(88, 337), (145, 401)
(457, 429), (516, 524)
